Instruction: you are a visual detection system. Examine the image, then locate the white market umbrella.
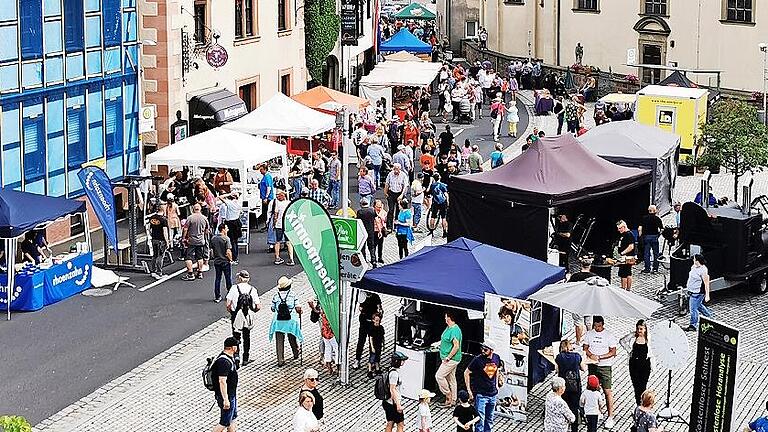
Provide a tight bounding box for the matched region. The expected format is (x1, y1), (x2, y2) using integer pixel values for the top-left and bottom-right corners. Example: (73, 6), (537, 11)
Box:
(528, 277), (662, 319)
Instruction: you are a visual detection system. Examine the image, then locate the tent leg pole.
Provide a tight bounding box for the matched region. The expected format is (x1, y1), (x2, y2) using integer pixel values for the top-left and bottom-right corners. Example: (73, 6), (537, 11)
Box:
(7, 241), (15, 321)
(83, 211), (93, 252)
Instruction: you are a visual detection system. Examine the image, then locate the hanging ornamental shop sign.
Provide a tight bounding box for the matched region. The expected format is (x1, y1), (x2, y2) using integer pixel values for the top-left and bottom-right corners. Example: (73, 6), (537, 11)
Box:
(206, 43), (228, 68)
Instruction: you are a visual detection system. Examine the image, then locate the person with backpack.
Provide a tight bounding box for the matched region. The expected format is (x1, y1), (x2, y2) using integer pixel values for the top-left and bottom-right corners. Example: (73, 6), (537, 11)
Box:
(427, 173), (449, 237)
(269, 276), (303, 367)
(210, 336), (240, 432)
(377, 351), (409, 432)
(490, 143), (504, 169)
(555, 339), (586, 432)
(226, 270), (260, 367)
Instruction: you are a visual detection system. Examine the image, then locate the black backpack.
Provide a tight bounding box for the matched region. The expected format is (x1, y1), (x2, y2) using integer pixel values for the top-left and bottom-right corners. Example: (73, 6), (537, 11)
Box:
(374, 369), (392, 400)
(234, 284), (255, 316)
(276, 290), (292, 321)
(203, 354), (233, 391)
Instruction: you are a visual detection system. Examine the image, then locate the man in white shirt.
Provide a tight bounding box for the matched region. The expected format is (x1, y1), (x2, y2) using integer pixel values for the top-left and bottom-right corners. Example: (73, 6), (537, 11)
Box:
(226, 270), (261, 366)
(582, 315), (618, 429)
(383, 163), (410, 230)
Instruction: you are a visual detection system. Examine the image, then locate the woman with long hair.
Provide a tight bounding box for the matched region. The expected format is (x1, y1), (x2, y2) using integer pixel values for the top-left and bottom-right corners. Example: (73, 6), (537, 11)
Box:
(621, 320), (653, 405)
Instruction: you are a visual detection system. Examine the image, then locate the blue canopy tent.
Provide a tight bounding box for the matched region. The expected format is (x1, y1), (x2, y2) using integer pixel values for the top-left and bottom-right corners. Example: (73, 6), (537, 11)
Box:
(379, 28), (432, 54)
(354, 237), (566, 386)
(0, 189), (91, 319)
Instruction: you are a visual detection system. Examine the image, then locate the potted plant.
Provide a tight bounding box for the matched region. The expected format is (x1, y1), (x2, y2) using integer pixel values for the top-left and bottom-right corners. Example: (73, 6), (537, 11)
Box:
(0, 416), (32, 432)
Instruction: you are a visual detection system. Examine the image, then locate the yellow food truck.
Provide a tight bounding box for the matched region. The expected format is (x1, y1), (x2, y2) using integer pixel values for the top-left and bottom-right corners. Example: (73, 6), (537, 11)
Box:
(635, 85), (709, 164)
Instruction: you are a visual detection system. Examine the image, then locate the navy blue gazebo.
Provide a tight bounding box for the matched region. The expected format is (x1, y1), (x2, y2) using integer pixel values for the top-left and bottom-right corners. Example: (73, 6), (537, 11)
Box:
(0, 189), (90, 319)
(354, 237), (566, 386)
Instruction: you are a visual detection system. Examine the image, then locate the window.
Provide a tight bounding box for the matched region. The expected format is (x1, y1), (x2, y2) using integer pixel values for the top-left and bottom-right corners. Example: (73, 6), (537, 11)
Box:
(64, 0), (84, 51)
(235, 0), (243, 37)
(193, 1), (207, 44)
(504, 0), (524, 4)
(20, 0), (43, 60)
(66, 93), (86, 170)
(279, 70), (292, 96)
(724, 0), (753, 23)
(465, 21), (477, 38)
(644, 0), (667, 15)
(103, 0), (122, 47)
(239, 79), (259, 111)
(278, 0), (289, 31)
(23, 101), (46, 183)
(235, 0), (256, 38)
(574, 0), (598, 11)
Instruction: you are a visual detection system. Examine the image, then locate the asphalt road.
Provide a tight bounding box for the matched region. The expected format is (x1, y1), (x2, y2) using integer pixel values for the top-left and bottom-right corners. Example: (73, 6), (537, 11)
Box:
(0, 98), (529, 423)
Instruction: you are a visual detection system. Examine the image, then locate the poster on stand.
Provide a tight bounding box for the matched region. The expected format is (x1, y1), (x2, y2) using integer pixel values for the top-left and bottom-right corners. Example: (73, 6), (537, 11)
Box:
(484, 293), (531, 421)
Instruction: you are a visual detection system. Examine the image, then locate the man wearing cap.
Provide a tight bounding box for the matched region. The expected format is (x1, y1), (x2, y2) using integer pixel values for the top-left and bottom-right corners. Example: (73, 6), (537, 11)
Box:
(383, 351), (408, 432)
(226, 270), (260, 366)
(464, 340), (503, 432)
(582, 315), (618, 429)
(218, 193), (243, 264)
(212, 336), (239, 432)
(384, 163), (409, 230)
(299, 368), (324, 422)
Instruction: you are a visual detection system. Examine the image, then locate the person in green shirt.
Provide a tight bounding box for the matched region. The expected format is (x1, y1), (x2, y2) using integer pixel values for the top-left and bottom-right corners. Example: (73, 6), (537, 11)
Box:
(435, 311), (463, 407)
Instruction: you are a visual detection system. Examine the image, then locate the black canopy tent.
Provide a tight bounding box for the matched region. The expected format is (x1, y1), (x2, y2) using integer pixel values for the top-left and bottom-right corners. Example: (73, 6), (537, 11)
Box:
(579, 121), (680, 215)
(448, 135), (653, 260)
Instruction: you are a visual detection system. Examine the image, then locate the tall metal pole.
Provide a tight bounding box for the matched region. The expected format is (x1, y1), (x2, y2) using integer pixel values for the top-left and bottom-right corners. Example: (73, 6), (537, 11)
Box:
(338, 107), (351, 385)
(762, 47), (767, 127)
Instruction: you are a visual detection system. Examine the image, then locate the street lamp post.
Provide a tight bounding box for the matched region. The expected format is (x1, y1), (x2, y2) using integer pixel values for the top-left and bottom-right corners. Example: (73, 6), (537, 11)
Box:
(760, 43), (767, 127)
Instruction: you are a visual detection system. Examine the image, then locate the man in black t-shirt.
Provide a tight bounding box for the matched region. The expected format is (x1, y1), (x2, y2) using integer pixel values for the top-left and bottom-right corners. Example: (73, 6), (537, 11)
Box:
(147, 204), (169, 278)
(638, 204), (664, 274)
(212, 337), (239, 432)
(353, 291), (382, 369)
(438, 125), (454, 157)
(554, 214), (573, 272)
(616, 220), (635, 291)
(210, 224), (233, 303)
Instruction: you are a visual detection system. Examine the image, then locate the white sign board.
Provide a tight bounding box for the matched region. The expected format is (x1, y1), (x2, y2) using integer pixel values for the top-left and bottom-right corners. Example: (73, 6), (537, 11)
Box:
(139, 106), (156, 133)
(626, 48), (637, 66)
(340, 250), (367, 282)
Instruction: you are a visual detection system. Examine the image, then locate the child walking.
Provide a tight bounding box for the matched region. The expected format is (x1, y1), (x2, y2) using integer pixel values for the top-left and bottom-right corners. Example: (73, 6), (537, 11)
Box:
(418, 389), (435, 432)
(453, 390), (480, 432)
(320, 308), (338, 376)
(581, 375), (607, 432)
(367, 312), (385, 378)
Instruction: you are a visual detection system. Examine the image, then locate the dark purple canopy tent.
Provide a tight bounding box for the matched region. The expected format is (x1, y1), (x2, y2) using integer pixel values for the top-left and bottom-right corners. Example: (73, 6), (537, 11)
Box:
(448, 134), (653, 260)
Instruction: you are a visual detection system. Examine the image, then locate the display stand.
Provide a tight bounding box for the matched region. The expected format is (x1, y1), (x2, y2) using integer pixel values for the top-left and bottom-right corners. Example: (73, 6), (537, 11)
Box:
(394, 344), (440, 400)
(238, 205), (250, 255)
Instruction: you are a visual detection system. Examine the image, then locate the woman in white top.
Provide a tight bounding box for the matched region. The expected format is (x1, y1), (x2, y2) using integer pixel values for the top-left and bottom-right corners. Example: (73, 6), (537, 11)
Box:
(686, 254), (712, 331)
(293, 391), (320, 432)
(506, 99), (520, 138)
(544, 377), (576, 432)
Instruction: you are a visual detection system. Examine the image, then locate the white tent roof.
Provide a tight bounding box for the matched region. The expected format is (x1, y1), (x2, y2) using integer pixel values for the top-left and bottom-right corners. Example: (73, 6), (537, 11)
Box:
(145, 128), (285, 170)
(224, 92), (336, 137)
(359, 60), (442, 88)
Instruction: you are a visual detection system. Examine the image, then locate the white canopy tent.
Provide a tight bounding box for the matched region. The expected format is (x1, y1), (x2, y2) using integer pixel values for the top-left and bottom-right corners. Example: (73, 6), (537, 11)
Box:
(359, 60), (442, 118)
(224, 92), (337, 137)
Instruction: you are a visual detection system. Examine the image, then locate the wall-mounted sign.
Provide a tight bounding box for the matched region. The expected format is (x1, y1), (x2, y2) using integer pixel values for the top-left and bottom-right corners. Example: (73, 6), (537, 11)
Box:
(206, 44), (229, 68)
(340, 0), (359, 46)
(139, 106), (156, 133)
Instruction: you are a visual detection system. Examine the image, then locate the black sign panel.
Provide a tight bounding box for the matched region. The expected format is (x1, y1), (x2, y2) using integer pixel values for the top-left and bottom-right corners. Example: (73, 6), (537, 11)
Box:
(689, 317), (739, 432)
(340, 0), (359, 46)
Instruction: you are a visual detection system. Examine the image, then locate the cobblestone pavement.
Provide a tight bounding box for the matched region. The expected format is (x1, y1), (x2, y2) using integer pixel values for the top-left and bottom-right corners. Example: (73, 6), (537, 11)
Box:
(34, 98), (768, 431)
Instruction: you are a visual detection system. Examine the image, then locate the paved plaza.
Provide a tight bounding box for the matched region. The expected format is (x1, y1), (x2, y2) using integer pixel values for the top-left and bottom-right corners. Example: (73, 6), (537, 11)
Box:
(32, 93), (768, 432)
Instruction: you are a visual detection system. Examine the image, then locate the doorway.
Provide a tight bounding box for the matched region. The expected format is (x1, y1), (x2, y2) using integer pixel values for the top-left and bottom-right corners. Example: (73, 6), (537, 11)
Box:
(641, 44), (662, 84)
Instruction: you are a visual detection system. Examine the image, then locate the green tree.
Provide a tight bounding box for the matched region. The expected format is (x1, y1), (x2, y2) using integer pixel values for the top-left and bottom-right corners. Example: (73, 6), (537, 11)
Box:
(304, 0), (339, 83)
(698, 99), (768, 201)
(0, 416), (32, 432)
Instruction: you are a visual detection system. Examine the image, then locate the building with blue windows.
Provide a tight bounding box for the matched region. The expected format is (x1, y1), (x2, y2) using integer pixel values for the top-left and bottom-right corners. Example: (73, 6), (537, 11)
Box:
(0, 0), (140, 199)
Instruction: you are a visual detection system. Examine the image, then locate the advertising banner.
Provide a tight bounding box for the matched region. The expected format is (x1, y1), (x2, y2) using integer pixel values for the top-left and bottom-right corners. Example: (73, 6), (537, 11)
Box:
(484, 293), (531, 421)
(689, 317), (739, 432)
(77, 166), (118, 250)
(283, 198), (341, 339)
(340, 0), (359, 46)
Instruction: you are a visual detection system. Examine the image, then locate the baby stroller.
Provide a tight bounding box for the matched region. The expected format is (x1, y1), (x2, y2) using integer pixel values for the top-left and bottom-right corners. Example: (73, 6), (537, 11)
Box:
(457, 97), (472, 124)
